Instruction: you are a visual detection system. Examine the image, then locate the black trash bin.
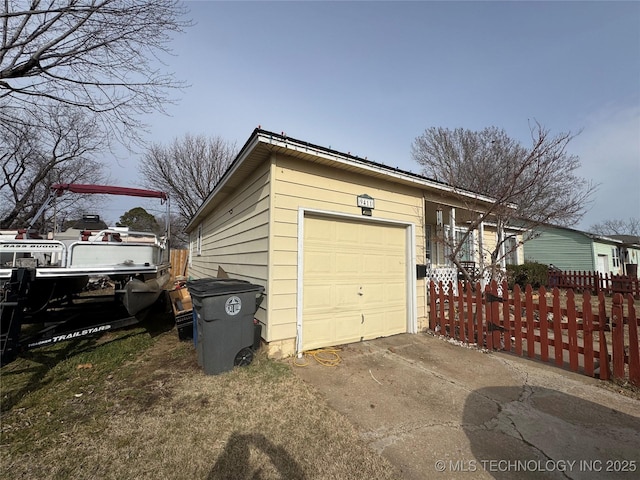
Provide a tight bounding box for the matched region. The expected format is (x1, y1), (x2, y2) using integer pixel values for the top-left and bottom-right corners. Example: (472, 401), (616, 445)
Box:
(187, 278), (264, 375)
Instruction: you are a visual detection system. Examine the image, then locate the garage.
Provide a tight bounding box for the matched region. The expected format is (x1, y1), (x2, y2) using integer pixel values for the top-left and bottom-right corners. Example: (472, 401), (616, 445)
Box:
(301, 214), (409, 351)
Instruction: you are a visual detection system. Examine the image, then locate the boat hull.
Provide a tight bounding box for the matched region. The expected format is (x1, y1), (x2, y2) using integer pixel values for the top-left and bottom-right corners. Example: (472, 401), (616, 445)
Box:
(122, 272), (172, 315)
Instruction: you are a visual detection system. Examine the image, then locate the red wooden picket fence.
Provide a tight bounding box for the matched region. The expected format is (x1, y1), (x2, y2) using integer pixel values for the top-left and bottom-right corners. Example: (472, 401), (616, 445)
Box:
(429, 280), (640, 387)
(548, 270), (640, 298)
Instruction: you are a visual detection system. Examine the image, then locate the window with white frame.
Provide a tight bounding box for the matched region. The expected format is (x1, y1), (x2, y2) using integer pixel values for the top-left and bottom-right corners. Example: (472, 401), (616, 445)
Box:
(505, 235), (519, 265)
(425, 224), (432, 264)
(196, 224), (203, 256)
(444, 226), (474, 263)
(612, 247), (620, 268)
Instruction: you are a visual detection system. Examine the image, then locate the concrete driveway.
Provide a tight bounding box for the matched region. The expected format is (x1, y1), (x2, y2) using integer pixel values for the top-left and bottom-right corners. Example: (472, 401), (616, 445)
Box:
(294, 333), (640, 479)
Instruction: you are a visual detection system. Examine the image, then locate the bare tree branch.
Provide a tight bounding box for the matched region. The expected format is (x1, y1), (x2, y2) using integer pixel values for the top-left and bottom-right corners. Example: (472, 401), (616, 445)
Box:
(412, 123), (598, 279)
(590, 218), (640, 236)
(0, 102), (107, 230)
(0, 0), (191, 147)
(139, 134), (236, 245)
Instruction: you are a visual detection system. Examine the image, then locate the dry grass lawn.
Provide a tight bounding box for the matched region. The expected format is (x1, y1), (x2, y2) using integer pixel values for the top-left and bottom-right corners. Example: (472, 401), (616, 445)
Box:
(1, 326), (400, 479)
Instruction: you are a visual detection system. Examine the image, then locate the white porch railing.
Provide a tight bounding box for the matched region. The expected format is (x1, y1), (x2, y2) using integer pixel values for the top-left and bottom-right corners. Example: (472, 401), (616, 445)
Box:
(426, 268), (458, 295)
(427, 267), (506, 296)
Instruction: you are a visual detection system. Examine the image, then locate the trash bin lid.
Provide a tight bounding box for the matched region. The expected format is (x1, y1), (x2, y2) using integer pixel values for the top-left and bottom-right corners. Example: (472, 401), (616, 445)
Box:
(187, 278), (263, 297)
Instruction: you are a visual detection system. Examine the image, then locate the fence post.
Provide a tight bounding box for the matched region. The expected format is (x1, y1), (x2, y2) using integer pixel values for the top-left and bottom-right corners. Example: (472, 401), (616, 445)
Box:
(539, 286), (549, 362)
(457, 281), (465, 343)
(598, 290), (608, 331)
(465, 283), (475, 346)
(525, 284), (535, 358)
(437, 281), (446, 335)
(475, 282), (483, 348)
(513, 284), (523, 356)
(429, 281), (437, 331)
(566, 289), (579, 372)
(447, 283), (456, 338)
(582, 291), (594, 377)
(611, 294), (625, 379)
(502, 281), (511, 352)
(553, 287), (563, 367)
(484, 283), (493, 350)
(598, 316), (611, 381)
(491, 281), (501, 349)
(626, 294), (640, 387)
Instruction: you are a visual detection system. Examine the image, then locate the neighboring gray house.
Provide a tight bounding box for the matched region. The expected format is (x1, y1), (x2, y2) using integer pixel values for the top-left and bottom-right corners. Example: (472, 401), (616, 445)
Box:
(524, 224), (640, 277)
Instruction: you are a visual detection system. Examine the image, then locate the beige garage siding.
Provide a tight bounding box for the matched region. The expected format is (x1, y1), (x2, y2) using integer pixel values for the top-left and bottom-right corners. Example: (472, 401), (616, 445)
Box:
(189, 161), (271, 323)
(302, 215), (408, 351)
(267, 153), (426, 349)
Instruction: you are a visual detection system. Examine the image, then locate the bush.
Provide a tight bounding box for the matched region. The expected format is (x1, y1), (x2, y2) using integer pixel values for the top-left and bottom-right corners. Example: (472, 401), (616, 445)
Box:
(506, 262), (549, 290)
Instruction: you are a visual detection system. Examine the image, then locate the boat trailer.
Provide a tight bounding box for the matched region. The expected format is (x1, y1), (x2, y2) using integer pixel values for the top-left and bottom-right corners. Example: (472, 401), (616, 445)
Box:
(1, 268), (145, 365)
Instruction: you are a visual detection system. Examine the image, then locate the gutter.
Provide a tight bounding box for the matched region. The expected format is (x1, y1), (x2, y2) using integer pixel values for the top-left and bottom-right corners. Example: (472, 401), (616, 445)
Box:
(258, 130), (500, 205)
(185, 128), (507, 231)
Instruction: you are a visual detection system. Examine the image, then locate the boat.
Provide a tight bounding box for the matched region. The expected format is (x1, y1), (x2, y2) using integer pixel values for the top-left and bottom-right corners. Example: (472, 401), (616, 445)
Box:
(0, 184), (172, 364)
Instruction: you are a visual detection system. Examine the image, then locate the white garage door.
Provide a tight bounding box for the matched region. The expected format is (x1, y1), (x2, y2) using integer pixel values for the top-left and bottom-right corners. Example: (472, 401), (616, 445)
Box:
(302, 215), (408, 351)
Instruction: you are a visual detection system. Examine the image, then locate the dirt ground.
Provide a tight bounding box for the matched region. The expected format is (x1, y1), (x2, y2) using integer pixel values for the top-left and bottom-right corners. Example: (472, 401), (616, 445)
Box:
(1, 327), (400, 480)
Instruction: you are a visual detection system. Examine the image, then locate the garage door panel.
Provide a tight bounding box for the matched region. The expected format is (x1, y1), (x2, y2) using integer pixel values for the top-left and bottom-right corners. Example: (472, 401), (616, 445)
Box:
(303, 319), (335, 350)
(385, 255), (405, 269)
(302, 216), (409, 351)
(305, 312), (361, 351)
(361, 311), (384, 339)
(335, 224), (359, 244)
(382, 281), (406, 301)
(335, 253), (360, 274)
(305, 251), (333, 274)
(364, 283), (384, 301)
(336, 285), (360, 308)
(334, 314), (364, 343)
(303, 284), (333, 309)
(305, 219), (333, 242)
(362, 255), (386, 274)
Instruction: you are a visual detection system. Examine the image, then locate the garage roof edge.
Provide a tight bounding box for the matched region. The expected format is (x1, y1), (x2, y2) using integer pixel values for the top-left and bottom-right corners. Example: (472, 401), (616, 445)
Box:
(186, 128), (501, 232)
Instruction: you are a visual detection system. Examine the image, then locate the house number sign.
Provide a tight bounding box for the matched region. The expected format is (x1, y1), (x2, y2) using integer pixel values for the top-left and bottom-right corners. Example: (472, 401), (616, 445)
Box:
(357, 194), (375, 209)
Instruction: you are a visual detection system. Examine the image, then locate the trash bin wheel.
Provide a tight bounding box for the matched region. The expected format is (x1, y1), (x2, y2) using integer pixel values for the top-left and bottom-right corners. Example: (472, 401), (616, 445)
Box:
(234, 347), (254, 367)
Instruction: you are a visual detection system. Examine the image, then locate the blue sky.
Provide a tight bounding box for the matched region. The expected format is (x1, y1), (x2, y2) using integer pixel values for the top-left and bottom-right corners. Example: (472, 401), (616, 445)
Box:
(109, 0), (640, 232)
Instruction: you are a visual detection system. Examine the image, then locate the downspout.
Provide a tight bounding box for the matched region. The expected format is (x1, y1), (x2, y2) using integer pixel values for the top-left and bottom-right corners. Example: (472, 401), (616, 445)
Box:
(498, 220), (506, 270)
(449, 207), (456, 266)
(436, 205), (443, 265)
(478, 215), (485, 288)
(423, 194), (429, 327)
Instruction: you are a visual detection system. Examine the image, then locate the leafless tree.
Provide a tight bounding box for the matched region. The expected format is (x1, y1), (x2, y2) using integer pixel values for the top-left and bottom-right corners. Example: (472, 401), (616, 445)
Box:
(139, 134), (237, 245)
(412, 123), (598, 280)
(590, 218), (640, 236)
(1, 103), (107, 230)
(0, 0), (190, 147)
